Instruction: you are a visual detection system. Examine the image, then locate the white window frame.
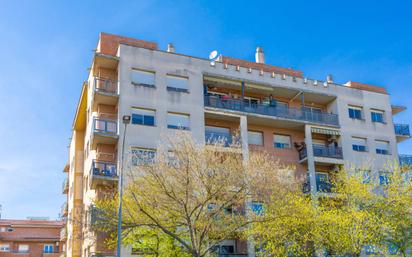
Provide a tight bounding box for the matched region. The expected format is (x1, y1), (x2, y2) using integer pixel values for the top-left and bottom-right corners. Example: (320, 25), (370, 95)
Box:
(131, 107), (156, 126)
(18, 244), (29, 253)
(166, 74), (189, 92)
(131, 69), (155, 87)
(348, 105), (363, 120)
(131, 147), (156, 166)
(248, 131), (264, 146)
(0, 244), (10, 252)
(167, 112), (190, 130)
(352, 137), (367, 152)
(273, 134), (291, 149)
(371, 109), (385, 123)
(375, 140), (390, 155)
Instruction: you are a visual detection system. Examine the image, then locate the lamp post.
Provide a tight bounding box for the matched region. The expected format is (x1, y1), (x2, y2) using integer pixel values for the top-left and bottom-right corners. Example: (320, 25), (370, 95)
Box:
(116, 115), (131, 257)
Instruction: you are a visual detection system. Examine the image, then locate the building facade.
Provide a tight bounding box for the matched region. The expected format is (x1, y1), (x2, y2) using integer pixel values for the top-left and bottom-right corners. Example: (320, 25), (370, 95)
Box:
(0, 219), (64, 257)
(62, 32), (411, 257)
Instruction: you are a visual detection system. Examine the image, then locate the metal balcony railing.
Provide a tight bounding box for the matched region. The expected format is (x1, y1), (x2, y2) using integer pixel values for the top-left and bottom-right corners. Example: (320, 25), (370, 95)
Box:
(91, 160), (117, 178)
(394, 124), (410, 137)
(205, 130), (233, 147)
(399, 154), (412, 166)
(60, 227), (67, 240)
(93, 118), (118, 136)
(60, 202), (68, 217)
(299, 145), (343, 160)
(93, 77), (118, 95)
(62, 178), (69, 194)
(303, 180), (334, 193)
(218, 254), (248, 257)
(204, 95), (339, 127)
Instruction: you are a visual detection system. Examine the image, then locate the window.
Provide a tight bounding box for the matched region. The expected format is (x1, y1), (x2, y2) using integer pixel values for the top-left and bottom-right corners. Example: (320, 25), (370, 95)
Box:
(250, 202), (264, 216)
(166, 74), (189, 92)
(220, 245), (235, 254)
(0, 227), (5, 232)
(379, 172), (390, 185)
(167, 113), (190, 130)
(18, 245), (29, 253)
(131, 148), (156, 166)
(352, 137), (367, 152)
(376, 140), (390, 155)
(205, 126), (231, 146)
(248, 131), (263, 146)
(44, 244), (54, 253)
(0, 244), (10, 252)
(348, 106), (363, 120)
(371, 110), (384, 123)
(131, 107), (155, 126)
(131, 69), (155, 87)
(273, 134), (291, 149)
(361, 170), (371, 184)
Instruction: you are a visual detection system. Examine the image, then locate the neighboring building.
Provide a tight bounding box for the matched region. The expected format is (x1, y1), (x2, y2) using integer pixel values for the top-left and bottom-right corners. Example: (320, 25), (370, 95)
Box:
(62, 32), (411, 257)
(0, 218), (64, 257)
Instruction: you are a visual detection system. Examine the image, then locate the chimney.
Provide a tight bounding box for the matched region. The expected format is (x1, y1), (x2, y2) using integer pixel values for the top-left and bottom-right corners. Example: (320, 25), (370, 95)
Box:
(255, 46), (265, 64)
(167, 43), (175, 53)
(326, 74), (333, 83)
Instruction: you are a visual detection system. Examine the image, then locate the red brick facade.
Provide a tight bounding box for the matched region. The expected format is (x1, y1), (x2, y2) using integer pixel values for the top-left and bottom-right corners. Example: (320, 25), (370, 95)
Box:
(221, 56), (304, 77)
(0, 219), (64, 257)
(98, 32), (158, 56)
(346, 81), (387, 94)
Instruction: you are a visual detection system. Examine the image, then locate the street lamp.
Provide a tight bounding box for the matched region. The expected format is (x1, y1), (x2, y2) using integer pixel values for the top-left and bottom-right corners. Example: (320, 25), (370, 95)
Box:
(116, 115), (131, 257)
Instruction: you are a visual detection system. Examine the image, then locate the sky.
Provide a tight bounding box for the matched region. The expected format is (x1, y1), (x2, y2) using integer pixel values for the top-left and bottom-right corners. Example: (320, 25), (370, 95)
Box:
(0, 0), (411, 219)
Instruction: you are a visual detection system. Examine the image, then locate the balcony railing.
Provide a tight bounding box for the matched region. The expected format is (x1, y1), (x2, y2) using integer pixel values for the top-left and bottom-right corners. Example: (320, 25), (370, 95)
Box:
(218, 254), (248, 257)
(204, 95), (339, 127)
(93, 77), (118, 95)
(93, 118), (118, 136)
(399, 154), (412, 166)
(303, 180), (334, 193)
(90, 253), (115, 257)
(91, 160), (117, 178)
(60, 202), (68, 217)
(394, 124), (410, 137)
(62, 178), (69, 194)
(60, 227), (67, 240)
(205, 130), (233, 147)
(299, 145), (343, 160)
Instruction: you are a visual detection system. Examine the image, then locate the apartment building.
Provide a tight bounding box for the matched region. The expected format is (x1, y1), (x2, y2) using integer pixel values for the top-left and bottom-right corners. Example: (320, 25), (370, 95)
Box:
(0, 218), (64, 257)
(61, 32), (411, 257)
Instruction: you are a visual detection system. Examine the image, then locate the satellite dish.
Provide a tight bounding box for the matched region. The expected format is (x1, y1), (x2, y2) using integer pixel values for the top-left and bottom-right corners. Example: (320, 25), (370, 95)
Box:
(209, 50), (218, 60)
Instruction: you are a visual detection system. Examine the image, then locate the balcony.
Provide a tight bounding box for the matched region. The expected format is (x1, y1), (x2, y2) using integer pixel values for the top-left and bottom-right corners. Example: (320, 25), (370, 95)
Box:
(42, 253), (60, 257)
(90, 253), (115, 257)
(60, 226), (67, 241)
(399, 154), (412, 167)
(204, 95), (339, 127)
(218, 253), (248, 257)
(394, 124), (410, 142)
(92, 77), (119, 109)
(303, 180), (334, 194)
(61, 202), (68, 217)
(299, 145), (343, 164)
(89, 160), (118, 189)
(1, 252), (31, 257)
(91, 118), (118, 147)
(62, 178), (68, 194)
(205, 130), (233, 147)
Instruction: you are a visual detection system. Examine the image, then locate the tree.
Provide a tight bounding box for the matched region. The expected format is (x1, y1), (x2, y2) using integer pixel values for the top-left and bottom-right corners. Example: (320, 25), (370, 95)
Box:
(93, 134), (296, 257)
(373, 166), (412, 257)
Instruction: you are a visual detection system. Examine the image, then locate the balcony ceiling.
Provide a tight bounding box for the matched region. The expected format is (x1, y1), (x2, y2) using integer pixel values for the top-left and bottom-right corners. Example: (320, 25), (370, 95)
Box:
(205, 77), (336, 105)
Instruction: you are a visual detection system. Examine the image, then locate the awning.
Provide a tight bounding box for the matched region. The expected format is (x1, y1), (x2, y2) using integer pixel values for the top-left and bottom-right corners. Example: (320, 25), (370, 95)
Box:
(311, 127), (340, 136)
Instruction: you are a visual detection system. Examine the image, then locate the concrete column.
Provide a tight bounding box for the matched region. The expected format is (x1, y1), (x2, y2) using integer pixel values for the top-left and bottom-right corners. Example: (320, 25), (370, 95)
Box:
(304, 124), (317, 200)
(239, 116), (255, 257)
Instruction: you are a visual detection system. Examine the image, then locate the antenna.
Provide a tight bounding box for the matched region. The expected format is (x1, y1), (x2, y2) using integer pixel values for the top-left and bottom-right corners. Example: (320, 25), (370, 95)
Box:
(209, 50), (218, 60)
(209, 50), (219, 66)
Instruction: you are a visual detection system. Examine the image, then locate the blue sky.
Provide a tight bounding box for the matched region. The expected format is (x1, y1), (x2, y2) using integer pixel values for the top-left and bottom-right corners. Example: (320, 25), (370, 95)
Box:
(0, 0), (411, 219)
